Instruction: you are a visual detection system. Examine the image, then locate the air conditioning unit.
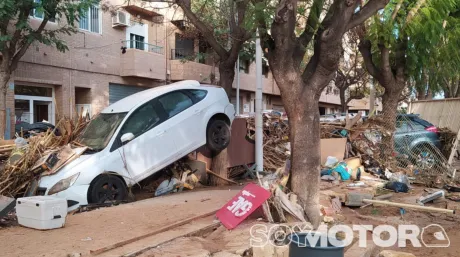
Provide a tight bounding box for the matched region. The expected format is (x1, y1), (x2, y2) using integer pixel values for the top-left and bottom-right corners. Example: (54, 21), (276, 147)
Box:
(112, 11), (129, 28)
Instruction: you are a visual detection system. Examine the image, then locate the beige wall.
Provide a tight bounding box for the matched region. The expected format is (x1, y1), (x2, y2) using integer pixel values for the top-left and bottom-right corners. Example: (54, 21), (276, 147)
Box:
(121, 49), (166, 80)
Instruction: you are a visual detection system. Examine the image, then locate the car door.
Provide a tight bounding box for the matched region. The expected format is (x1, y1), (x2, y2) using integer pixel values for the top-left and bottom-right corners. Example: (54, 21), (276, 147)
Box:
(112, 99), (177, 182)
(157, 90), (202, 156)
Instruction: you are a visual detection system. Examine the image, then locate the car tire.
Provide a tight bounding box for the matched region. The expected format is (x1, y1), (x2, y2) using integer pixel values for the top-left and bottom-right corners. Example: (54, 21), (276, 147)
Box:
(413, 145), (439, 170)
(206, 119), (230, 153)
(88, 174), (127, 204)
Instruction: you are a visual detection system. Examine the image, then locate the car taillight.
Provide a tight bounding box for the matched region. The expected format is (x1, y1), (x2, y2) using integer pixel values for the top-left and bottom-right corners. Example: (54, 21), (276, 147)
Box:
(425, 126), (438, 133)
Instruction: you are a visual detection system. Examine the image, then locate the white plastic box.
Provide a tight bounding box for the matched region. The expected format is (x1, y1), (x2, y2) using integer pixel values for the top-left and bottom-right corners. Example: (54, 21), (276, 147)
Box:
(16, 196), (67, 230)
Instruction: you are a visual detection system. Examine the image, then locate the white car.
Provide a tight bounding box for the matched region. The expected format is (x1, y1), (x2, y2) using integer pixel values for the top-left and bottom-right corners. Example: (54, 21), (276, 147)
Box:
(36, 80), (235, 210)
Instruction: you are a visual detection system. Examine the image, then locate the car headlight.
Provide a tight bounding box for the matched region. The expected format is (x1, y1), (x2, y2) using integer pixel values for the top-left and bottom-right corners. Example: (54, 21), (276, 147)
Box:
(48, 173), (80, 195)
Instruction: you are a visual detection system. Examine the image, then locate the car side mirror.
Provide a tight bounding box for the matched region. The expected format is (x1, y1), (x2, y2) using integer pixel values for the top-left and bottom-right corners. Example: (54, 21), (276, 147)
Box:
(121, 133), (135, 144)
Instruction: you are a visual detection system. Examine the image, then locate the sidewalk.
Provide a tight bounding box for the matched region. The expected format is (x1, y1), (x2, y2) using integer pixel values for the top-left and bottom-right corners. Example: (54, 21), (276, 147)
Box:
(0, 188), (240, 257)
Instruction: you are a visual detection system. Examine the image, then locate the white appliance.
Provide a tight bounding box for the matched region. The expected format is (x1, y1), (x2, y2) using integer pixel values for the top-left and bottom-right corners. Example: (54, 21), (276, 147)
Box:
(16, 196), (67, 230)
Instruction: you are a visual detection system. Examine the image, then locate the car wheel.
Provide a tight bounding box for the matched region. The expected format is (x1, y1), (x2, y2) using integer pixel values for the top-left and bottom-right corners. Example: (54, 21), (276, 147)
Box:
(88, 175), (127, 204)
(206, 119), (230, 153)
(414, 146), (438, 170)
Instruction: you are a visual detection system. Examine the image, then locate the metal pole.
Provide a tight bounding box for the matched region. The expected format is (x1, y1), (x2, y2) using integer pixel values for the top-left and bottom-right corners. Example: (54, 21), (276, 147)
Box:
(236, 56), (240, 115)
(255, 29), (264, 172)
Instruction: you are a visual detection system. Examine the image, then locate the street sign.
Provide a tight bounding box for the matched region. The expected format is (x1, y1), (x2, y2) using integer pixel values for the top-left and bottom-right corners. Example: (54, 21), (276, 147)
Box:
(216, 183), (271, 229)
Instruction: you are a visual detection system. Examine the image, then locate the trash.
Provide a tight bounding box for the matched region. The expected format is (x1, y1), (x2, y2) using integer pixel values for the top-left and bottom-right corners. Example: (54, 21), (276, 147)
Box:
(417, 191), (445, 205)
(321, 175), (336, 181)
(324, 156), (339, 167)
(360, 193), (393, 209)
(275, 188), (306, 222)
(331, 197), (342, 213)
(14, 137), (27, 148)
(0, 195), (16, 218)
(155, 178), (180, 196)
(387, 172), (410, 186)
(347, 181), (365, 188)
(385, 182), (409, 193)
(81, 237), (93, 241)
(332, 162), (351, 181)
(323, 216), (334, 223)
(16, 196), (67, 230)
(345, 192), (374, 207)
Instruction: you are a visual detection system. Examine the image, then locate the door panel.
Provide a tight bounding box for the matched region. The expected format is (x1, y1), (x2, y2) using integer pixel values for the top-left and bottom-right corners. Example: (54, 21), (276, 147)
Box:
(157, 91), (201, 156)
(116, 100), (177, 181)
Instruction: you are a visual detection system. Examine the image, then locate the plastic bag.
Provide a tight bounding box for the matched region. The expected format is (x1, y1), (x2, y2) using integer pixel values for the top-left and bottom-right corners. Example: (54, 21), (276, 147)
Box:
(324, 156), (339, 168)
(155, 178), (179, 196)
(385, 182), (409, 193)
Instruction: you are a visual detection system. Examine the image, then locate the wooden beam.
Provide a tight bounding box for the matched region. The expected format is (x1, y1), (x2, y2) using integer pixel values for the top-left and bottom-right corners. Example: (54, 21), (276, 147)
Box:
(90, 209), (220, 255)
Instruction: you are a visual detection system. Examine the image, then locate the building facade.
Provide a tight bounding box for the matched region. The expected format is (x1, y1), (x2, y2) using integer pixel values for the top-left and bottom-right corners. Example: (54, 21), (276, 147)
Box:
(3, 1), (342, 138)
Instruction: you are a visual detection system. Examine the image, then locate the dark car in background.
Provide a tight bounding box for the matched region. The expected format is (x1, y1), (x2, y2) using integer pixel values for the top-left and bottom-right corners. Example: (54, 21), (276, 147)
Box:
(395, 114), (442, 168)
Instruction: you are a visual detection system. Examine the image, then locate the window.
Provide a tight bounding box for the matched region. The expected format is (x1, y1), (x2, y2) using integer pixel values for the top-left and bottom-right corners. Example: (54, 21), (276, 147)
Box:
(30, 0), (56, 22)
(79, 5), (101, 33)
(396, 119), (410, 133)
(120, 102), (161, 138)
(158, 91), (193, 118)
(15, 85), (52, 97)
(239, 59), (249, 74)
(130, 33), (145, 50)
(262, 65), (269, 78)
(409, 120), (427, 131)
(188, 90), (207, 102)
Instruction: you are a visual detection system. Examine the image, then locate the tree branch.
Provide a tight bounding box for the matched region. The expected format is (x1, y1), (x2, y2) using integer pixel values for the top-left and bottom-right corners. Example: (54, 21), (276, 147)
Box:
(347, 0), (389, 30)
(176, 0), (228, 58)
(391, 0), (404, 21)
(10, 17), (49, 71)
(298, 0), (324, 48)
(406, 0), (427, 24)
(358, 39), (381, 80)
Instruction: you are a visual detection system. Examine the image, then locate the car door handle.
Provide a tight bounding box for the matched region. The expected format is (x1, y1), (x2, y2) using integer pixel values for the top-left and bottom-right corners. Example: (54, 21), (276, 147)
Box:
(156, 130), (165, 136)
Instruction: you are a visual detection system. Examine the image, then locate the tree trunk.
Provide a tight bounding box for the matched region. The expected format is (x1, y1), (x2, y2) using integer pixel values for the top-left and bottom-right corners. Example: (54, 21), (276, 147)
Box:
(209, 63), (236, 186)
(286, 88), (322, 228)
(0, 70), (11, 139)
(339, 87), (347, 112)
(380, 85), (403, 165)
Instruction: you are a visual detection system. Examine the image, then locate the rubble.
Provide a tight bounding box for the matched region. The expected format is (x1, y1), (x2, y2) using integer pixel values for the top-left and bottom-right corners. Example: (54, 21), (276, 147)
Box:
(0, 117), (89, 197)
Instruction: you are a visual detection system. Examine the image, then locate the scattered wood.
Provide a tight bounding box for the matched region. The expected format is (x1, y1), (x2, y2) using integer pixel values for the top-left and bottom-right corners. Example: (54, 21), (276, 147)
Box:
(90, 209), (220, 256)
(0, 116), (89, 197)
(121, 223), (222, 257)
(362, 199), (455, 214)
(206, 169), (238, 184)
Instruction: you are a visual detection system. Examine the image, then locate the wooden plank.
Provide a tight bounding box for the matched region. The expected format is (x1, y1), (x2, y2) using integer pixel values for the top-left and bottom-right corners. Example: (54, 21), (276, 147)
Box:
(206, 169), (238, 184)
(90, 209), (220, 255)
(122, 223), (222, 257)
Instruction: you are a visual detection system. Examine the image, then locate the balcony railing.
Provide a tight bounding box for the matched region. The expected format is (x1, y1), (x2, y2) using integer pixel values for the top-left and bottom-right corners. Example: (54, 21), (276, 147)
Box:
(122, 40), (164, 55)
(171, 48), (195, 60)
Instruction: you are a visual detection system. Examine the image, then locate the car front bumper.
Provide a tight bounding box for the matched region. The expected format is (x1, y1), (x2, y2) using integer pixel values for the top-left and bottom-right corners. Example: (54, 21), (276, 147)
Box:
(37, 184), (90, 212)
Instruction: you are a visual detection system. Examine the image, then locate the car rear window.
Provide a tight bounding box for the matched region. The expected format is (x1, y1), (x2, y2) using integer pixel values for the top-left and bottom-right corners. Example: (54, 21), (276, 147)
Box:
(412, 117), (433, 127)
(189, 89), (207, 102)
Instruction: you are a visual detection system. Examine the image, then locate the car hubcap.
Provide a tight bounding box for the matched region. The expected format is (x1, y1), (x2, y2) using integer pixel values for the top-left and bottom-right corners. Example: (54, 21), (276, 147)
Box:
(417, 151), (435, 169)
(97, 182), (119, 203)
(212, 125), (227, 146)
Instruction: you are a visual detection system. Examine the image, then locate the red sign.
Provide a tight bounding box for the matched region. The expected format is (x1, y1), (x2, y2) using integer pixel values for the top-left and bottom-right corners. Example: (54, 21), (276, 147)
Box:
(216, 183), (271, 229)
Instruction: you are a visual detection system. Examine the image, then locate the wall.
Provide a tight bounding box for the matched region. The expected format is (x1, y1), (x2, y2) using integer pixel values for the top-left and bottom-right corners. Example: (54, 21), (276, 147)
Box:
(410, 98), (460, 133)
(126, 21), (149, 43)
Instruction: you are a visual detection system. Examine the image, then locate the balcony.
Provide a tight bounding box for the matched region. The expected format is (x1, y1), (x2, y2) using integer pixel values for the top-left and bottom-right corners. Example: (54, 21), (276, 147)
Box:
(169, 49), (217, 82)
(120, 40), (166, 80)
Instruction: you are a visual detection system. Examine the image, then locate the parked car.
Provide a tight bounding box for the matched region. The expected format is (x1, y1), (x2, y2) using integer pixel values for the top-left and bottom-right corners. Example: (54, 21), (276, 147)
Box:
(36, 80), (235, 210)
(394, 114), (441, 168)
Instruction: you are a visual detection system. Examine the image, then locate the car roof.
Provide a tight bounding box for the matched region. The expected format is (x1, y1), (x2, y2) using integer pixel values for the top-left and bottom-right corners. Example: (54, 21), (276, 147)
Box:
(102, 80), (201, 113)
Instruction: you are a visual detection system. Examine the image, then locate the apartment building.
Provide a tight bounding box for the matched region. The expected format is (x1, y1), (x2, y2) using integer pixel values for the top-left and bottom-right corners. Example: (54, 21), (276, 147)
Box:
(3, 1), (342, 138)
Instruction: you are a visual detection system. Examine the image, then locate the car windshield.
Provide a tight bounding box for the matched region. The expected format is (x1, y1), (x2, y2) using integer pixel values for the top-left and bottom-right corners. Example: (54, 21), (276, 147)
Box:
(79, 112), (127, 150)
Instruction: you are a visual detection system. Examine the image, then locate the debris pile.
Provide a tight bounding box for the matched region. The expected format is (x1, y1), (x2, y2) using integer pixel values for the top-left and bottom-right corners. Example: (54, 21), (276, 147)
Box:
(0, 117), (89, 197)
(438, 127), (458, 158)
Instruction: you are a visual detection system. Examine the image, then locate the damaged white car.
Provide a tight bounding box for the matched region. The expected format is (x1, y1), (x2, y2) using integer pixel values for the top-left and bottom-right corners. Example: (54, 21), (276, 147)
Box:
(36, 80), (235, 210)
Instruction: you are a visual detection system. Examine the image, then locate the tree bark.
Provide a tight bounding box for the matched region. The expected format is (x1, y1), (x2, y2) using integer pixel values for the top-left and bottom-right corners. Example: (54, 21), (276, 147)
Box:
(285, 87), (322, 228)
(339, 87), (347, 112)
(380, 86), (401, 163)
(0, 70), (11, 139)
